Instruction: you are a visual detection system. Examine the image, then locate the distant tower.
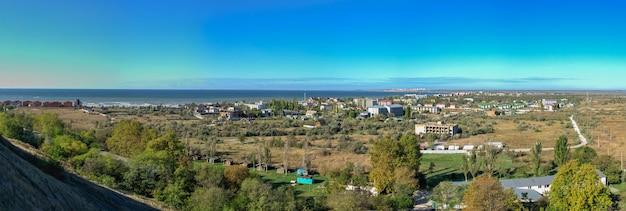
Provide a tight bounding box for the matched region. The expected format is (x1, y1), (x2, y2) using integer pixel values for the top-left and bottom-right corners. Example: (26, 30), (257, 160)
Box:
(304, 90), (307, 102)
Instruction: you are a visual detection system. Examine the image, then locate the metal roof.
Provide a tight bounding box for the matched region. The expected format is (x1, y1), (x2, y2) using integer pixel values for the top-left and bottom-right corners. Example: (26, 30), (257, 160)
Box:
(500, 176), (554, 188)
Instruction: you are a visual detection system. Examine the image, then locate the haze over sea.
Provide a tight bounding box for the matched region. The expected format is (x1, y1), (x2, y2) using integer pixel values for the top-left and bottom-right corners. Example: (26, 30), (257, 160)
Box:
(0, 89), (441, 107)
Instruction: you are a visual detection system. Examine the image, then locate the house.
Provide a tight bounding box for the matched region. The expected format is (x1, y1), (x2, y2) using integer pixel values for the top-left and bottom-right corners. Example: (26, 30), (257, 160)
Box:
(220, 107), (244, 120)
(206, 157), (220, 164)
(320, 104), (332, 111)
(452, 170), (608, 201)
(277, 167), (287, 174)
(223, 159), (233, 166)
(296, 168), (309, 176)
(377, 99), (393, 106)
(240, 161), (250, 167)
(305, 110), (317, 117)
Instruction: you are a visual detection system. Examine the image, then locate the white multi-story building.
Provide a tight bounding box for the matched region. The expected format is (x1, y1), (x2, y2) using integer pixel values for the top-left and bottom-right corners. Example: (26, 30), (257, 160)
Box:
(367, 104), (404, 117)
(367, 105), (388, 116)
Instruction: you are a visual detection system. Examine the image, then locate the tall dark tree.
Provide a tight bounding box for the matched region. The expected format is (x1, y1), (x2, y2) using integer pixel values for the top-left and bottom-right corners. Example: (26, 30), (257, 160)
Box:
(482, 143), (500, 175)
(554, 135), (570, 166)
(283, 137), (289, 173)
(531, 141), (542, 176)
(572, 146), (597, 164)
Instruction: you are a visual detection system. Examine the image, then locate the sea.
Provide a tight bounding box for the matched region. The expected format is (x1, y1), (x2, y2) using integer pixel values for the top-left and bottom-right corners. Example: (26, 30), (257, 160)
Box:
(0, 89), (442, 107)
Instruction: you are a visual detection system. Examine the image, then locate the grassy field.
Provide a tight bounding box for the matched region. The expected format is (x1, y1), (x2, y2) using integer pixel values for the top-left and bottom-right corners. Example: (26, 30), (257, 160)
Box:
(447, 111), (578, 149)
(15, 107), (108, 131)
(194, 161), (329, 197)
(421, 152), (533, 188)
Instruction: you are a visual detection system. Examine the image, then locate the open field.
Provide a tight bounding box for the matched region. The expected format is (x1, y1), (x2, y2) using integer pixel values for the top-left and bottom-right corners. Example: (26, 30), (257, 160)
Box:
(447, 111), (578, 149)
(572, 96), (626, 168)
(14, 107), (108, 131)
(193, 161), (329, 197)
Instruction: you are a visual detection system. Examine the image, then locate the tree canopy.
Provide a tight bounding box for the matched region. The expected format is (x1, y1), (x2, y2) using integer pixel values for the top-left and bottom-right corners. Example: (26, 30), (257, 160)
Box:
(369, 134), (421, 194)
(550, 160), (612, 210)
(572, 146), (596, 164)
(462, 174), (522, 211)
(106, 120), (156, 157)
(553, 135), (570, 166)
(429, 181), (464, 210)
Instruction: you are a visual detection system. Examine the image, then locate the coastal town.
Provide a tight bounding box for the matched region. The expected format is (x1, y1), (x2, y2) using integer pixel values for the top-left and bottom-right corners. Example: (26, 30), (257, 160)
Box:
(3, 90), (623, 210)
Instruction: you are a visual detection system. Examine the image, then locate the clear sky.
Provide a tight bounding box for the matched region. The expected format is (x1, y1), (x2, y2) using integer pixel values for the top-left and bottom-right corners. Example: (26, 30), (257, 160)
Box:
(1, 0), (626, 90)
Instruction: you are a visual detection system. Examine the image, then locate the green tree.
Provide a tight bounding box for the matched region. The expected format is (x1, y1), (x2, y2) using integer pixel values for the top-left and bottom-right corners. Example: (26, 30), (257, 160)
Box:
(550, 160), (612, 210)
(0, 113), (36, 146)
(106, 120), (154, 157)
(429, 181), (464, 210)
(462, 175), (522, 211)
(572, 146), (597, 164)
(326, 190), (371, 211)
(42, 134), (88, 160)
(482, 143), (500, 176)
(232, 178), (273, 211)
(593, 155), (622, 184)
(188, 186), (230, 211)
(553, 135), (569, 166)
(34, 112), (65, 139)
(369, 135), (421, 194)
(196, 165), (225, 188)
(530, 141), (542, 176)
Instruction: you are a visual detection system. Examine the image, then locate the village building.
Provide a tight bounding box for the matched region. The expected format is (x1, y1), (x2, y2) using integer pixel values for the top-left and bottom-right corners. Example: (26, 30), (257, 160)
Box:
(415, 121), (459, 136)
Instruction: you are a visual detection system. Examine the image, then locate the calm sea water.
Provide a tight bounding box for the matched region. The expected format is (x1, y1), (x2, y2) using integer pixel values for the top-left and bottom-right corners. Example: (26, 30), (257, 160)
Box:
(0, 89), (438, 107)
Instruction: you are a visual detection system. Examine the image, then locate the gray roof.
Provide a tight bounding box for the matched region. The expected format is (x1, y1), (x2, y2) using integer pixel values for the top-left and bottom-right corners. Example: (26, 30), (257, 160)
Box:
(512, 188), (544, 201)
(451, 176), (554, 188)
(499, 176), (554, 188)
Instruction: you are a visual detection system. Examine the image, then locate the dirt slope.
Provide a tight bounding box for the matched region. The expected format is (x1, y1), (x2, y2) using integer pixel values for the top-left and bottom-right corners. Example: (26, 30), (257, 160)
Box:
(0, 136), (159, 211)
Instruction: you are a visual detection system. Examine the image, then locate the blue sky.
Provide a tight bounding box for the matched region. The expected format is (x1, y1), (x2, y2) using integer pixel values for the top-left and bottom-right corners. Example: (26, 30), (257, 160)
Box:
(1, 0), (625, 90)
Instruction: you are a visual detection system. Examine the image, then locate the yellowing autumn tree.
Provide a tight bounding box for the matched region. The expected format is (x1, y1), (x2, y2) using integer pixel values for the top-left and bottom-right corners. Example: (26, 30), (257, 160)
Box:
(550, 160), (612, 210)
(462, 175), (522, 211)
(105, 120), (156, 157)
(369, 135), (421, 194)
